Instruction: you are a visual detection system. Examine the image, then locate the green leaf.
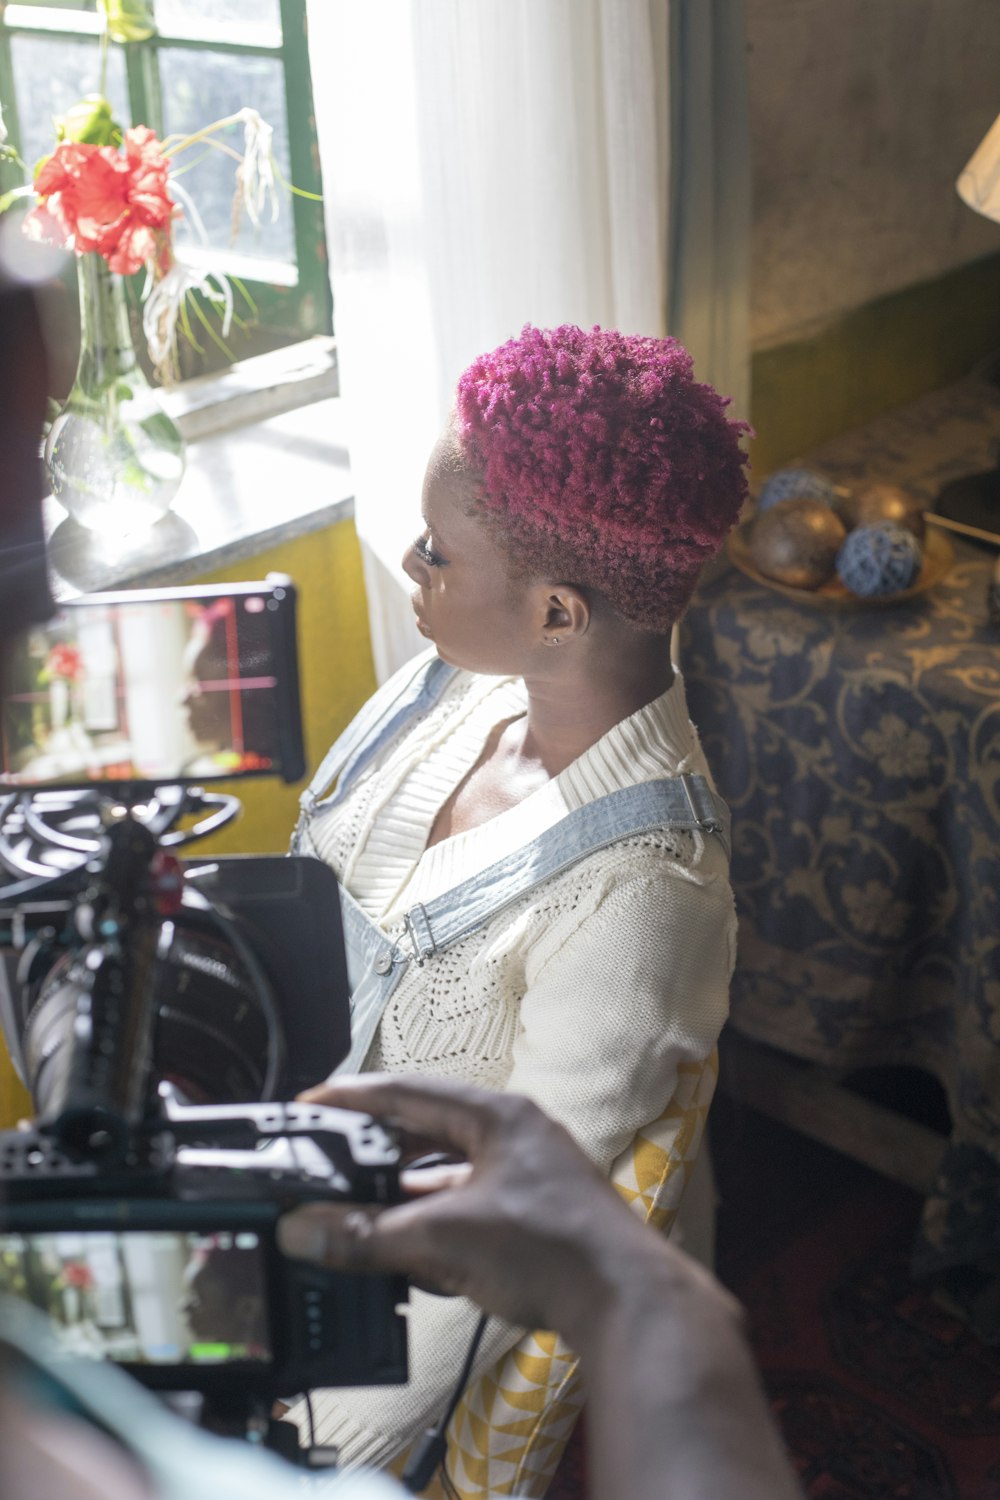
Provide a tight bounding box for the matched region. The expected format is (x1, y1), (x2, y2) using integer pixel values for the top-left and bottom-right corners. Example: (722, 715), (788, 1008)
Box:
(230, 276), (258, 319)
(271, 158), (323, 204)
(188, 291), (236, 360)
(0, 183), (32, 215)
(99, 0), (157, 43)
(56, 95), (120, 147)
(178, 297), (206, 356)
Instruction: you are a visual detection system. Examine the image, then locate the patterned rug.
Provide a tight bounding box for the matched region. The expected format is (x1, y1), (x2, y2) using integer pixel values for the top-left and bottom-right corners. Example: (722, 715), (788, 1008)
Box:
(549, 1105), (1000, 1499)
(715, 1102), (1000, 1500)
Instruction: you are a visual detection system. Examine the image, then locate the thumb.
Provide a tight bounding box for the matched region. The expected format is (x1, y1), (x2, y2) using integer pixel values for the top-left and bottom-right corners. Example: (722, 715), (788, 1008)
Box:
(279, 1203), (386, 1273)
(277, 1199), (470, 1299)
(278, 1200), (432, 1278)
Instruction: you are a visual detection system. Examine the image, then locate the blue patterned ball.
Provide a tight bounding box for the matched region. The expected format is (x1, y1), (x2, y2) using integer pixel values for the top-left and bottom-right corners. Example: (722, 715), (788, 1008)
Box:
(836, 521), (923, 598)
(757, 467), (839, 512)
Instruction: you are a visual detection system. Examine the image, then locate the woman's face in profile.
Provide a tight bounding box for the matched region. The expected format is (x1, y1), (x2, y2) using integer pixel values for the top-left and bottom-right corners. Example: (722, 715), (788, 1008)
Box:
(179, 1255), (265, 1351)
(181, 620), (232, 748)
(402, 442), (540, 675)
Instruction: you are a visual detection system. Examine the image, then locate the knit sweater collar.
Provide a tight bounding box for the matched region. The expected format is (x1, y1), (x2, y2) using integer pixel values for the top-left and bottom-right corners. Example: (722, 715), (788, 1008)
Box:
(557, 668), (698, 805)
(370, 668), (702, 920)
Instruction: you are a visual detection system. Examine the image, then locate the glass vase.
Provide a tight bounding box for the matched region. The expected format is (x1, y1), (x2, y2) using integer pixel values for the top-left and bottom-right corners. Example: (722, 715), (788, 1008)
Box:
(45, 253), (186, 537)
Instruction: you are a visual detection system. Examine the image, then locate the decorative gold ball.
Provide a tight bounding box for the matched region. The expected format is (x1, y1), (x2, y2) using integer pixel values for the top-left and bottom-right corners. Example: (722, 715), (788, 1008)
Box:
(749, 497), (846, 589)
(834, 482), (926, 542)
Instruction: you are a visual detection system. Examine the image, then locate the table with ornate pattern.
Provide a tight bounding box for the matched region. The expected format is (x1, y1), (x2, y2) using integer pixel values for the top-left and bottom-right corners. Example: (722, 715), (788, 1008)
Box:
(682, 369), (1000, 1282)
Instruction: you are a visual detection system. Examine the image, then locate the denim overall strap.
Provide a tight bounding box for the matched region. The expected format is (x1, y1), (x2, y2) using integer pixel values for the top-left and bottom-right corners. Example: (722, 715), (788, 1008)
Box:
(334, 772), (729, 1076)
(291, 653), (457, 853)
(399, 775), (730, 960)
(336, 884), (404, 1071)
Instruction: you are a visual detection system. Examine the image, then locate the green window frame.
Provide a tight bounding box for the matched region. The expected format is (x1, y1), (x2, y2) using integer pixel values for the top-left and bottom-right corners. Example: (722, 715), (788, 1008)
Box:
(0, 0), (331, 367)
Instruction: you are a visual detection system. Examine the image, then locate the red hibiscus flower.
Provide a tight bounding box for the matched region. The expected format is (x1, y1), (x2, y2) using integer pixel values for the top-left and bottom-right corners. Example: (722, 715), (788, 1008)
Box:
(26, 127), (177, 277)
(62, 1260), (95, 1291)
(44, 644), (84, 682)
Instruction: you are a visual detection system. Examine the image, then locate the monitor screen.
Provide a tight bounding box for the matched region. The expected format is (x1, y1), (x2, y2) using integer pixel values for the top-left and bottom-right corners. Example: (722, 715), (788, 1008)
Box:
(0, 1227), (272, 1367)
(0, 588), (288, 788)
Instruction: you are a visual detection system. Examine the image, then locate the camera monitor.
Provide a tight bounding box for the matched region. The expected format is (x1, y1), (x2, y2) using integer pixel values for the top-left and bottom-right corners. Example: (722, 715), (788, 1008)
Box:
(0, 578), (304, 790)
(0, 1198), (408, 1394)
(0, 1226), (272, 1369)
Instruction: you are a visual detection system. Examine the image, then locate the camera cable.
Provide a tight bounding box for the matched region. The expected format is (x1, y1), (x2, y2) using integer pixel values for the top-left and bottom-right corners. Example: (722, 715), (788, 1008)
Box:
(401, 1311), (489, 1495)
(302, 1388), (318, 1451)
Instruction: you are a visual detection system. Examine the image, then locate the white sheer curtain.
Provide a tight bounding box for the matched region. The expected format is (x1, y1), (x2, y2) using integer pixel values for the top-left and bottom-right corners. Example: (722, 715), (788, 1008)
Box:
(305, 0), (749, 682)
(668, 0), (752, 422)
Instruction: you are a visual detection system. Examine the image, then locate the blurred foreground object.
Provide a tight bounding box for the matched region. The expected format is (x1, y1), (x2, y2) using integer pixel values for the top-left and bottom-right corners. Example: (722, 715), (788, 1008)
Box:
(0, 267), (55, 643)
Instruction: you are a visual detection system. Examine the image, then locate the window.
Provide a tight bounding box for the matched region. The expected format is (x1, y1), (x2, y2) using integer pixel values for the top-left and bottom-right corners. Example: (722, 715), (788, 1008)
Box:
(0, 0), (331, 374)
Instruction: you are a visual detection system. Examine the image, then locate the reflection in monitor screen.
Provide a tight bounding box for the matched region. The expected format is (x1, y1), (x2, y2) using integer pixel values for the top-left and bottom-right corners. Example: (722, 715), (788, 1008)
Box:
(0, 595), (280, 786)
(0, 1228), (271, 1365)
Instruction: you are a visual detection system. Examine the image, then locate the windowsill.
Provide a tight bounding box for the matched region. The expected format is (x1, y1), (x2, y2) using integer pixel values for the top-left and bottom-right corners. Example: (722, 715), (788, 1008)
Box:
(159, 336), (339, 440)
(45, 338), (354, 598)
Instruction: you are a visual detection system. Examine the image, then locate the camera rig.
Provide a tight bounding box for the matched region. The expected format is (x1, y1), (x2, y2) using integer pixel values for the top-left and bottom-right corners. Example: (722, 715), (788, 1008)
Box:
(0, 782), (408, 1452)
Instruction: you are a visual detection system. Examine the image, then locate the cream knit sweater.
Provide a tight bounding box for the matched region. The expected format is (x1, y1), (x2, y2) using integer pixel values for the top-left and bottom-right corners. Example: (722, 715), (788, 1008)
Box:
(296, 654), (736, 1469)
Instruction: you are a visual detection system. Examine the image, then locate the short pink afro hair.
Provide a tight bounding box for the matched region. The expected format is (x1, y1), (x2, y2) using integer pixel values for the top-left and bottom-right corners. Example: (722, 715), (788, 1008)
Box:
(454, 324), (751, 629)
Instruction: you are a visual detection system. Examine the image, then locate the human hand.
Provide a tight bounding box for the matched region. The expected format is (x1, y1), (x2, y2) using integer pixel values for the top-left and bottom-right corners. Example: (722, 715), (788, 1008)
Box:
(276, 1075), (734, 1345)
(276, 1078), (803, 1500)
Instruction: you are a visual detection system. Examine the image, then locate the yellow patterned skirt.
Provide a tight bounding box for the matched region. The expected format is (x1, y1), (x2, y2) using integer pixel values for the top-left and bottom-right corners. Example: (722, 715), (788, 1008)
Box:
(391, 1051), (718, 1499)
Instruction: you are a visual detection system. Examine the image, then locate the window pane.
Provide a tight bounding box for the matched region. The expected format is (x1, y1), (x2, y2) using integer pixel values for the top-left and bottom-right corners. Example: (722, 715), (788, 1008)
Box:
(161, 49), (294, 268)
(7, 3), (100, 15)
(10, 34), (129, 172)
(154, 0), (281, 47)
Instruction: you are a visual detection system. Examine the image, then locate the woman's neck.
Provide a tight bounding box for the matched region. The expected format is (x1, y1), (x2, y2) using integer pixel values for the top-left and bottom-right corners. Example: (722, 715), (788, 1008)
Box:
(424, 634), (675, 848)
(516, 640), (674, 777)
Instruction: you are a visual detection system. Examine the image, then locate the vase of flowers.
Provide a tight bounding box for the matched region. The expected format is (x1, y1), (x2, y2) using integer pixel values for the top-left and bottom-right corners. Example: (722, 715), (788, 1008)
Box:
(38, 641), (91, 766)
(39, 641), (83, 724)
(19, 98), (272, 540)
(1, 3), (300, 543)
(46, 246), (185, 536)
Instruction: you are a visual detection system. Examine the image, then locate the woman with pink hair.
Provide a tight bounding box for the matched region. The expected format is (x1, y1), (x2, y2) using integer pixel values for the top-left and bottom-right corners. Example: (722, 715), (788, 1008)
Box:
(291, 324), (750, 1489)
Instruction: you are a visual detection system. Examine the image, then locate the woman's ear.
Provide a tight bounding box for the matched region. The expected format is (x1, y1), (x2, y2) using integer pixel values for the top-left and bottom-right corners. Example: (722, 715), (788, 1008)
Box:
(537, 585), (591, 643)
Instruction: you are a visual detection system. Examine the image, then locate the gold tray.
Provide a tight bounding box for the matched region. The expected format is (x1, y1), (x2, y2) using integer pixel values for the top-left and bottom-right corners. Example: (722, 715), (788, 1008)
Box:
(726, 522), (955, 607)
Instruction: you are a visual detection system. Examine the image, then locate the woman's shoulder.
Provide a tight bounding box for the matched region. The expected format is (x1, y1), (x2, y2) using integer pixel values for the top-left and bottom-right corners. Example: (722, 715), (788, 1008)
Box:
(519, 830), (737, 999)
(573, 822), (731, 897)
(510, 827), (733, 960)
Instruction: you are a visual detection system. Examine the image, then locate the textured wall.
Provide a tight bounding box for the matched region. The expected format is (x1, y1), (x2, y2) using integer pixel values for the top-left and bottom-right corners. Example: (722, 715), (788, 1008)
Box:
(748, 0), (1000, 347)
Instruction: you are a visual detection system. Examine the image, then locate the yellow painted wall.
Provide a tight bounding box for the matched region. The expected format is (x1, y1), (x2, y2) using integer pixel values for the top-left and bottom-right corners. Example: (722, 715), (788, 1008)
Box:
(0, 516), (376, 1127)
(749, 251), (1000, 479)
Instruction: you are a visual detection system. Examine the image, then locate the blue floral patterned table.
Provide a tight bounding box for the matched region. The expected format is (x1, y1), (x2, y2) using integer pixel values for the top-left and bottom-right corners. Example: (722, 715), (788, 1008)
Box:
(681, 369), (1000, 1279)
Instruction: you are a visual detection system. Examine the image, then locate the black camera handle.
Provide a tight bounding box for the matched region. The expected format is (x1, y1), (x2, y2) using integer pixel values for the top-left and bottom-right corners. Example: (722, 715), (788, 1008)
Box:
(0, 1100), (400, 1201)
(164, 1099), (401, 1205)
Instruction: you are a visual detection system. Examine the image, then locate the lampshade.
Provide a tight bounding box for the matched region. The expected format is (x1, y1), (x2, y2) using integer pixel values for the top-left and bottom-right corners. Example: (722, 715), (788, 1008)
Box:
(957, 111), (1000, 224)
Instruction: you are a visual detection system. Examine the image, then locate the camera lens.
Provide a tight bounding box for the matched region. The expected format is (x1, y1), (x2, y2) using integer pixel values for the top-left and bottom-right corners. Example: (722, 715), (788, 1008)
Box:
(20, 913), (278, 1156)
(153, 921), (273, 1103)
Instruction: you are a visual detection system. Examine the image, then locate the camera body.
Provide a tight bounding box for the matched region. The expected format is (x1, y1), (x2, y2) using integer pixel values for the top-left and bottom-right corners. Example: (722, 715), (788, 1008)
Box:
(0, 1120), (407, 1399)
(0, 581), (409, 1433)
